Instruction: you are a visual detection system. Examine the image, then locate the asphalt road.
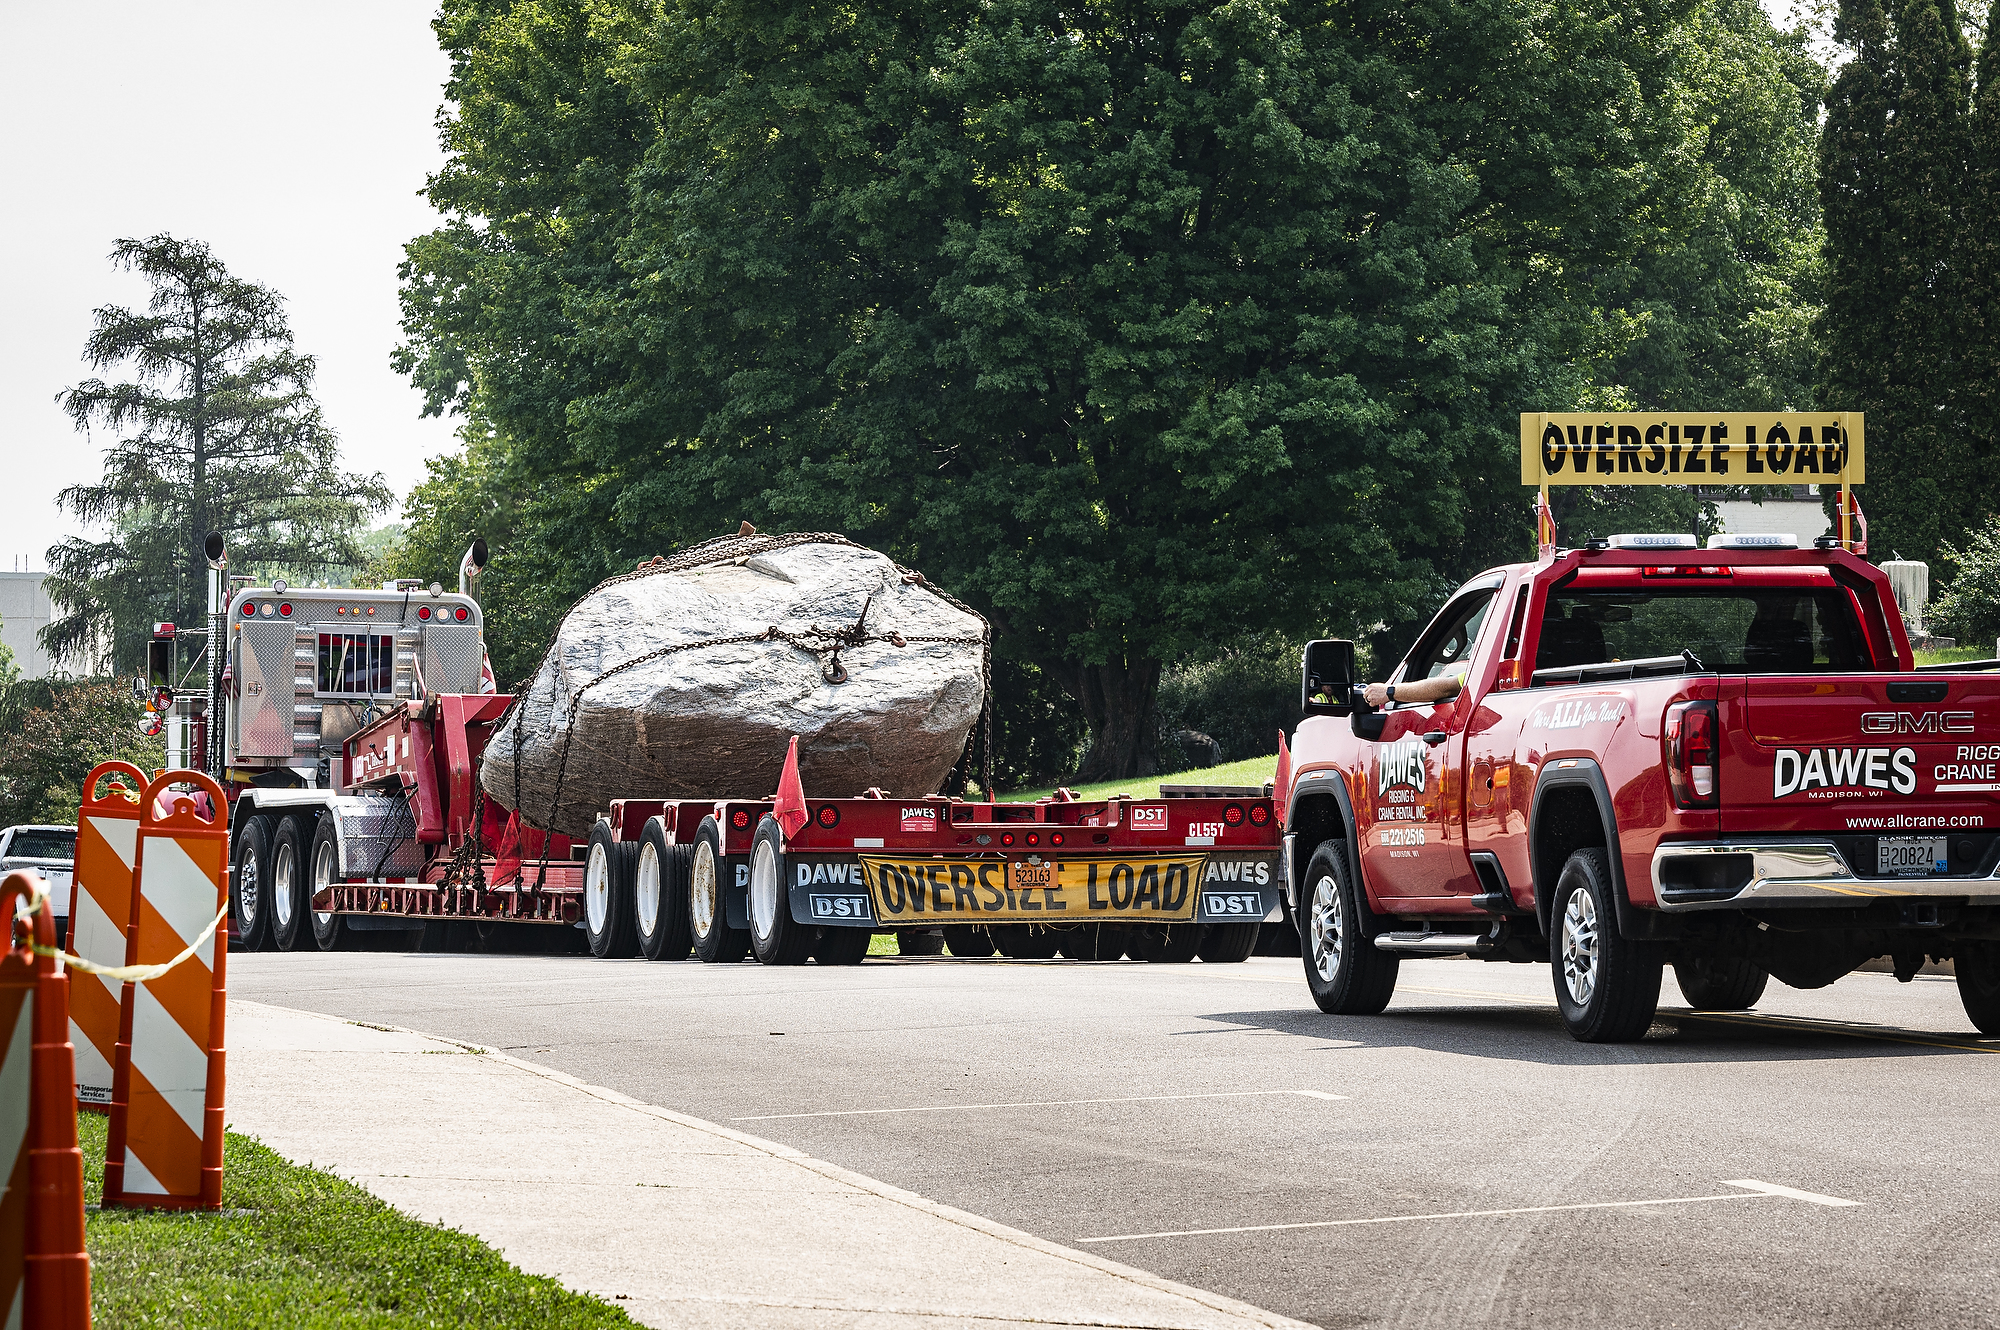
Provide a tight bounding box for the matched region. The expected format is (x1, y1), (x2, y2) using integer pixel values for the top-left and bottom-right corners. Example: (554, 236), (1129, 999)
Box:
(230, 944), (2000, 1329)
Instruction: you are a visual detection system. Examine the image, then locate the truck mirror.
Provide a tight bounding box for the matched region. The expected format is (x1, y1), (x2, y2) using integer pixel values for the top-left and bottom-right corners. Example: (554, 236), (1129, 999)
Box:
(146, 637), (174, 690)
(1300, 639), (1355, 717)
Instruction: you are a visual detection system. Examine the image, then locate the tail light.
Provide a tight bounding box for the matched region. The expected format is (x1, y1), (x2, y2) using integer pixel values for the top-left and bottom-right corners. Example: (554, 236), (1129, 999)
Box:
(1663, 700), (1719, 809)
(731, 809), (751, 830)
(1050, 831), (1064, 846)
(278, 602), (292, 617)
(1000, 832), (1015, 847)
(1223, 804), (1244, 826)
(1248, 805), (1270, 827)
(418, 605), (432, 620)
(816, 805), (839, 828)
(455, 607), (470, 621)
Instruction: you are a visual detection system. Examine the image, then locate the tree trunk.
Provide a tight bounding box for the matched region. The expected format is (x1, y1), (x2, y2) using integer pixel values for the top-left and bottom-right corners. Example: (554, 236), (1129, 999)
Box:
(1072, 656), (1162, 783)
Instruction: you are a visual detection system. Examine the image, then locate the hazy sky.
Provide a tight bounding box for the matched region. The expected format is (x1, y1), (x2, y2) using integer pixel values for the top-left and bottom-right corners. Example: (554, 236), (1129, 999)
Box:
(1, 1), (1811, 575)
(0, 2), (458, 571)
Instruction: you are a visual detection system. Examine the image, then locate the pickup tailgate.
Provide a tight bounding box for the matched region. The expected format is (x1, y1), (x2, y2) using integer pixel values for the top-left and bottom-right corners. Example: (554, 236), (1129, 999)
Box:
(1730, 673), (2000, 856)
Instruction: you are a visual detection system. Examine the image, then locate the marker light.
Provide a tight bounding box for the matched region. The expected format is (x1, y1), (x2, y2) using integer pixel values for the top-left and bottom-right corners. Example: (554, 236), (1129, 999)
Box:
(1001, 832), (1015, 847)
(1050, 831), (1065, 846)
(1644, 565), (1733, 578)
(1026, 833), (1040, 846)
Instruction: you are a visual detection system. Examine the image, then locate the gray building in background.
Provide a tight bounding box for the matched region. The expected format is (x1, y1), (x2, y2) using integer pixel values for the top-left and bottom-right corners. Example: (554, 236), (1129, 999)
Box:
(0, 571), (58, 677)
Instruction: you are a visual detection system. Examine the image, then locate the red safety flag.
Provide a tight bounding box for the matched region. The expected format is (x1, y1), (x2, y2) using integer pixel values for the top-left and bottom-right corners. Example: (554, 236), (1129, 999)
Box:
(1273, 731), (1293, 829)
(771, 736), (809, 839)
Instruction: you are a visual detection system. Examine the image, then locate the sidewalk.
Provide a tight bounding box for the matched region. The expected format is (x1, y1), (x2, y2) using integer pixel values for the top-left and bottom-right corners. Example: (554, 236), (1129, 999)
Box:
(226, 1001), (1319, 1330)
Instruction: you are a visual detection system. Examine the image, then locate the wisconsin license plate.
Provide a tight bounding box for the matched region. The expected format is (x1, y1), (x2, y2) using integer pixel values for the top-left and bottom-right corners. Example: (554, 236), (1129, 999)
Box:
(1877, 837), (1947, 876)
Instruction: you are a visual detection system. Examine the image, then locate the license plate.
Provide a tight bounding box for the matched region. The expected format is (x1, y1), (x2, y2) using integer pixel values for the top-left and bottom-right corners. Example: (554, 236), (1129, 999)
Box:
(1877, 837), (1947, 876)
(859, 855), (1206, 923)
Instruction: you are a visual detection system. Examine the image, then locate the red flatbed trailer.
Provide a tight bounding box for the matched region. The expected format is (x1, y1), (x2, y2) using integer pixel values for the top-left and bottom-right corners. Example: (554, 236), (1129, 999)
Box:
(299, 690), (1284, 964)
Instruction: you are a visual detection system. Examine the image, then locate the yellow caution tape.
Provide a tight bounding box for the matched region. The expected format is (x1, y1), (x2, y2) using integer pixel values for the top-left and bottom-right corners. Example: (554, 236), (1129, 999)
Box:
(12, 875), (231, 983)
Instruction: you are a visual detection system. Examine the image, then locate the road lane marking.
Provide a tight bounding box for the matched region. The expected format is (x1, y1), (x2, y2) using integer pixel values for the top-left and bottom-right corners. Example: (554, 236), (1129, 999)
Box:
(731, 1089), (1346, 1121)
(1076, 1179), (1859, 1243)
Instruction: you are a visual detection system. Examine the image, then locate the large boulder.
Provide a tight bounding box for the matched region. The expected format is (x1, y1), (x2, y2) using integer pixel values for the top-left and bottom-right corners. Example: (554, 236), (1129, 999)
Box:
(480, 534), (987, 836)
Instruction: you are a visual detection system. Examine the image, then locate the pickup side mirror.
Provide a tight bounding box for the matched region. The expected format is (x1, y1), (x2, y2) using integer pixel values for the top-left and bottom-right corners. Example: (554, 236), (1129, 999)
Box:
(1301, 639), (1356, 717)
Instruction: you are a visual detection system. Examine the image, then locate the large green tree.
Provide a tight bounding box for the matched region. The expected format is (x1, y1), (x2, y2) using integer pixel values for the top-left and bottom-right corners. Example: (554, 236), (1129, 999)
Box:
(398, 0), (1829, 779)
(47, 236), (392, 672)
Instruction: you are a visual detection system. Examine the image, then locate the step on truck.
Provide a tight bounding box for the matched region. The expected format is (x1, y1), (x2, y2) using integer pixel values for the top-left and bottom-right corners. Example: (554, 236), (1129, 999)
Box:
(168, 538), (1282, 963)
(1283, 532), (2000, 1041)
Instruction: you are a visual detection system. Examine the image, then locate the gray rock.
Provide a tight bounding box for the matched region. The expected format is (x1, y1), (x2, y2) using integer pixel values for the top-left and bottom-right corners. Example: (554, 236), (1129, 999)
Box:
(482, 536), (987, 836)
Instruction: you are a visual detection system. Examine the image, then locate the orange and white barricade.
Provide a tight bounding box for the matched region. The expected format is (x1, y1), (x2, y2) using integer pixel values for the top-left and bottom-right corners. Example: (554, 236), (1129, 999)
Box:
(2, 870), (92, 1329)
(66, 761), (145, 1111)
(103, 772), (230, 1211)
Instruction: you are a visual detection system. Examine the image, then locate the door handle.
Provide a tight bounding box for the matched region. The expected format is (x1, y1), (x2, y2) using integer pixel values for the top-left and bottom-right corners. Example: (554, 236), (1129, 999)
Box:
(1423, 731), (1448, 746)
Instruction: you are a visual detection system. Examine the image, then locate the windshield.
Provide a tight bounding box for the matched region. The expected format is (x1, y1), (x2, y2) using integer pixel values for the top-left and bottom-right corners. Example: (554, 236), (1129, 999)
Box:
(7, 829), (75, 860)
(1536, 587), (1867, 675)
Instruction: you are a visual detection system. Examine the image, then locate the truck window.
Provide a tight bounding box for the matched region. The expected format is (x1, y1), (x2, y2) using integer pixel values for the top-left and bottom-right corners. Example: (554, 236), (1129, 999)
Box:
(1536, 587), (1867, 675)
(317, 632), (397, 697)
(1401, 590), (1499, 684)
(6, 829), (75, 860)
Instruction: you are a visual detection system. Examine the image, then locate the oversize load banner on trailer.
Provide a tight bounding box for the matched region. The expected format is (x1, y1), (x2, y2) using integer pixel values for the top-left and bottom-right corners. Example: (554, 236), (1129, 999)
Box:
(1519, 413), (1865, 485)
(859, 856), (1205, 923)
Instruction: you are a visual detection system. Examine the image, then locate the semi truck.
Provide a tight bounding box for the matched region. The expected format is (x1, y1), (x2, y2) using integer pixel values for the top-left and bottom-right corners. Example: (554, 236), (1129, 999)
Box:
(167, 536), (1282, 963)
(1281, 531), (2000, 1041)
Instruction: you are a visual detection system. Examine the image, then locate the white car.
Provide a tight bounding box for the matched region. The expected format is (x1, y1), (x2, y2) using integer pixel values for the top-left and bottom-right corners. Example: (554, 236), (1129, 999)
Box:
(1, 823), (77, 946)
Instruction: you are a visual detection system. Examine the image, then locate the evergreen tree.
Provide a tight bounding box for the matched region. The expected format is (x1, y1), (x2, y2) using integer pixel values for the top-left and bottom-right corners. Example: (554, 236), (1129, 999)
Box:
(47, 236), (392, 671)
(1821, 0), (1983, 565)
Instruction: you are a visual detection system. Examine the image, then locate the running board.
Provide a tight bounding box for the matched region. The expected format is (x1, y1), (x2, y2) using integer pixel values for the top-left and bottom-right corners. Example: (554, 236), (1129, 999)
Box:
(1373, 929), (1497, 955)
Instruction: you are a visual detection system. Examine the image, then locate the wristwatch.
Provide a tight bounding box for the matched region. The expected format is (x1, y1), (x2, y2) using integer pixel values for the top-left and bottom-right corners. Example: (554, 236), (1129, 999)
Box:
(1386, 684), (1397, 704)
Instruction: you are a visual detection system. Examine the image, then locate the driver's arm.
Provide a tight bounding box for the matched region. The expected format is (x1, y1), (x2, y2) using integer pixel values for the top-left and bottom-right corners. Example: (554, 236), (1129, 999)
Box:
(1363, 669), (1464, 709)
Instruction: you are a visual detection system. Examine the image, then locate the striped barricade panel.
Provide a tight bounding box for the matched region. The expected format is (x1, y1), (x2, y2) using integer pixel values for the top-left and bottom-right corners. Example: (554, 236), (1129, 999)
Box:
(67, 761), (145, 1110)
(105, 773), (229, 1212)
(2, 870), (90, 1330)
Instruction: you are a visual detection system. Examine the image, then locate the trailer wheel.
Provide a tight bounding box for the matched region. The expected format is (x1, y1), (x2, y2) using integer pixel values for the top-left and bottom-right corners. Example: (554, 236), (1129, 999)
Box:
(748, 816), (813, 965)
(991, 925), (1060, 959)
(943, 925), (997, 958)
(636, 822), (693, 961)
(1550, 848), (1662, 1043)
(1958, 944), (2000, 1036)
(269, 815), (313, 952)
(1197, 921), (1260, 964)
(583, 821), (640, 959)
(689, 816), (750, 963)
(1673, 956), (1768, 1011)
(1130, 924), (1205, 963)
(812, 927), (871, 965)
(1059, 925), (1123, 961)
(232, 816), (275, 951)
(1300, 841), (1397, 1014)
(309, 815), (357, 952)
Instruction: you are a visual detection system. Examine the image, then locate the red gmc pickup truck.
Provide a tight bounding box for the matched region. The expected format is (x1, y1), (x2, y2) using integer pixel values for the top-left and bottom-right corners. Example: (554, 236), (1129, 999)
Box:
(1282, 532), (2000, 1042)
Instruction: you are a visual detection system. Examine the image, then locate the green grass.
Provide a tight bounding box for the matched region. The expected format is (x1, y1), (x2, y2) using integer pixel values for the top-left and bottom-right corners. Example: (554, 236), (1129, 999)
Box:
(79, 1114), (635, 1328)
(1914, 644), (1994, 667)
(1003, 753), (1279, 805)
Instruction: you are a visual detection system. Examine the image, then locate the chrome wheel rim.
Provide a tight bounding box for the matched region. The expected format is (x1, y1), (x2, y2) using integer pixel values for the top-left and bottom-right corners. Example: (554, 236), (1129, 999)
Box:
(1561, 890), (1599, 1006)
(691, 844), (717, 938)
(240, 845), (262, 927)
(635, 842), (661, 939)
(273, 842), (295, 929)
(750, 839), (780, 940)
(585, 842), (610, 935)
(1310, 871), (1343, 983)
(312, 836), (334, 927)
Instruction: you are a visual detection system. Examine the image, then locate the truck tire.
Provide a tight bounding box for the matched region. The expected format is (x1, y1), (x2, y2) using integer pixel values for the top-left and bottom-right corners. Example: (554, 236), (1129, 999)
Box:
(748, 815), (813, 965)
(1550, 848), (1662, 1042)
(1131, 924), (1205, 963)
(269, 815), (313, 952)
(1959, 944), (2000, 1036)
(232, 816), (274, 951)
(1060, 925), (1122, 960)
(636, 822), (693, 961)
(1300, 841), (1399, 1014)
(812, 927), (871, 965)
(1674, 956), (1768, 1011)
(943, 925), (997, 958)
(897, 929), (947, 956)
(1198, 921), (1260, 963)
(309, 815), (357, 952)
(991, 925), (1060, 959)
(689, 816), (750, 963)
(583, 821), (640, 959)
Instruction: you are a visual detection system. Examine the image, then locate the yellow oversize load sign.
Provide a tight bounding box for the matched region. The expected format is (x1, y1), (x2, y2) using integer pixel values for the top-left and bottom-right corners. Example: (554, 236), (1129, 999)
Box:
(1520, 413), (1864, 485)
(860, 855), (1206, 924)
